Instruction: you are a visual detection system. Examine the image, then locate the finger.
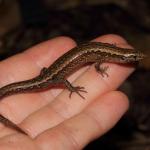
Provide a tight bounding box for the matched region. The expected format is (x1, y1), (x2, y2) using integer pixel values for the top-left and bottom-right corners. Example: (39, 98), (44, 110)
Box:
(0, 36), (76, 83)
(20, 34), (133, 137)
(35, 91), (129, 150)
(0, 133), (37, 150)
(0, 36), (76, 124)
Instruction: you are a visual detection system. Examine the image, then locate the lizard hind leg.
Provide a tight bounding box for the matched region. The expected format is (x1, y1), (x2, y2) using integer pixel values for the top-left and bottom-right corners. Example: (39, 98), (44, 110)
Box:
(63, 80), (87, 99)
(95, 62), (109, 77)
(40, 67), (49, 76)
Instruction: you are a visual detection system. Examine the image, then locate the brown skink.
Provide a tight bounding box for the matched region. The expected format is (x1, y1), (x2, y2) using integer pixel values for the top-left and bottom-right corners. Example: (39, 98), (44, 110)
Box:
(0, 42), (146, 133)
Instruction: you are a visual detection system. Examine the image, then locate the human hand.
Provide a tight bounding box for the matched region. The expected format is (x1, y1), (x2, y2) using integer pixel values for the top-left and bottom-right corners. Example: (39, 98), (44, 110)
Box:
(0, 35), (132, 149)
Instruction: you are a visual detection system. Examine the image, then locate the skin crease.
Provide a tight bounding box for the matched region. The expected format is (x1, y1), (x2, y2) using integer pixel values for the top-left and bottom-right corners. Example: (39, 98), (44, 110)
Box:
(0, 34), (131, 150)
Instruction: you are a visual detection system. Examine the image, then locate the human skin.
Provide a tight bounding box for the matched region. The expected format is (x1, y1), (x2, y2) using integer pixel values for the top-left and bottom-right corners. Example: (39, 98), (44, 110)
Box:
(0, 34), (131, 150)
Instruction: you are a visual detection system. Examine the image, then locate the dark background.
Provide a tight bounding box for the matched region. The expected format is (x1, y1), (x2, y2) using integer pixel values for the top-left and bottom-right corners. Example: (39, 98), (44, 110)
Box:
(0, 0), (150, 149)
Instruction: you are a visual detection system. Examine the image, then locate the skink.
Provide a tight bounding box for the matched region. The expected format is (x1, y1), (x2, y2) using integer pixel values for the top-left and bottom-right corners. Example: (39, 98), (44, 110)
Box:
(0, 42), (146, 133)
